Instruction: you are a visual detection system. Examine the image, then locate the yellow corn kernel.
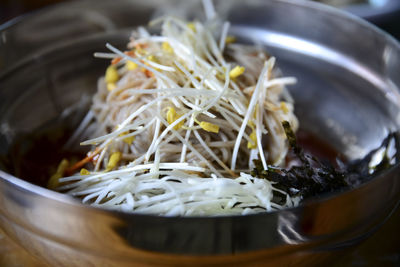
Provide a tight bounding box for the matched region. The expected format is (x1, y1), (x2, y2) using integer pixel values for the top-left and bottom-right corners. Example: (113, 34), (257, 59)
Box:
(187, 22), (196, 32)
(200, 121), (219, 133)
(106, 152), (122, 171)
(280, 101), (289, 114)
(229, 66), (245, 79)
(167, 107), (184, 130)
(167, 107), (177, 125)
(145, 55), (161, 72)
(247, 130), (257, 149)
(225, 35), (236, 44)
(124, 136), (135, 145)
(162, 42), (173, 53)
(253, 104), (258, 119)
(135, 47), (146, 56)
(216, 67), (227, 80)
(48, 159), (69, 189)
(248, 120), (255, 129)
(126, 60), (138, 70)
(147, 55), (158, 62)
(216, 72), (225, 80)
(105, 65), (119, 83)
(80, 168), (90, 175)
(107, 83), (116, 91)
(119, 132), (135, 145)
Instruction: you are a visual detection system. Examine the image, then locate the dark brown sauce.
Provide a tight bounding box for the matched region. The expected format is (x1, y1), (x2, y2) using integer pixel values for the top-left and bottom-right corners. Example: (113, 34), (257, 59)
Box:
(296, 129), (345, 165)
(3, 127), (342, 188)
(6, 125), (85, 187)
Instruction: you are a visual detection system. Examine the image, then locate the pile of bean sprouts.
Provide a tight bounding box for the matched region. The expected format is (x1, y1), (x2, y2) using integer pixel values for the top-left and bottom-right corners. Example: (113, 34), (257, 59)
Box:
(53, 6), (301, 216)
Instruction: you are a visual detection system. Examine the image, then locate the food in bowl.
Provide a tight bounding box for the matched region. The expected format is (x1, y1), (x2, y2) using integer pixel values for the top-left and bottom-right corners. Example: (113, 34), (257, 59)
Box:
(45, 1), (398, 216)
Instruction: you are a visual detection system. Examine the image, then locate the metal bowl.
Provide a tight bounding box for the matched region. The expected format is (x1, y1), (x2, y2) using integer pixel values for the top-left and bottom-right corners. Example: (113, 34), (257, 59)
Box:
(343, 0), (400, 23)
(0, 0), (400, 266)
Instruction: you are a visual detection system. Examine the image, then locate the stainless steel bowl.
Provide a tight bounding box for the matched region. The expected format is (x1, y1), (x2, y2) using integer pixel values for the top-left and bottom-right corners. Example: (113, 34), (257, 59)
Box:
(344, 0), (400, 22)
(0, 0), (400, 266)
(311, 0), (400, 22)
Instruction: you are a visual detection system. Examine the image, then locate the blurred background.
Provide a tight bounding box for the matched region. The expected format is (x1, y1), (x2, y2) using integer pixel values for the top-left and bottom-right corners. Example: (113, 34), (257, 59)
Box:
(0, 0), (68, 24)
(0, 0), (400, 39)
(0, 0), (399, 266)
(0, 0), (399, 36)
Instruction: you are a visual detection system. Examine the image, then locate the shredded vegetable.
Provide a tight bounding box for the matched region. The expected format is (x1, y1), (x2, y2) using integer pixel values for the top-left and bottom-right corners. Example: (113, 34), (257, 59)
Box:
(52, 1), (301, 216)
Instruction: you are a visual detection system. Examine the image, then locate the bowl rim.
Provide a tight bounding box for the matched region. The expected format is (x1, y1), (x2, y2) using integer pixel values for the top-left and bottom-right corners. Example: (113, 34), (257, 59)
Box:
(0, 0), (400, 220)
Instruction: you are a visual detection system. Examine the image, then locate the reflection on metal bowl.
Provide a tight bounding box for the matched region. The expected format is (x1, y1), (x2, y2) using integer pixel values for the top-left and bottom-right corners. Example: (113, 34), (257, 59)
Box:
(0, 0), (399, 266)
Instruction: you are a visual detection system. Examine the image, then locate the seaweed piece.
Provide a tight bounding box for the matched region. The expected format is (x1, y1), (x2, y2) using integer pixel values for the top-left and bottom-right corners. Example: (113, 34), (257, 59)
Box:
(251, 121), (398, 201)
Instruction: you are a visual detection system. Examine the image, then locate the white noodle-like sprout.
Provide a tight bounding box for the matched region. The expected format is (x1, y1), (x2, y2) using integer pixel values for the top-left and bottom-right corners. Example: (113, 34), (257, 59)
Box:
(54, 5), (300, 216)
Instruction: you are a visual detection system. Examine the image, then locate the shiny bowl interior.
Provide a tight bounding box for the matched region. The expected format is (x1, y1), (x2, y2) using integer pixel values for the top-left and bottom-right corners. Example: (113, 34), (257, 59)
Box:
(0, 0), (400, 266)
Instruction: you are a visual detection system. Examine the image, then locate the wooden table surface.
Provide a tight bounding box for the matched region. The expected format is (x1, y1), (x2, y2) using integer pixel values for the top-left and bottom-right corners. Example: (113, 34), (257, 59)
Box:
(0, 228), (45, 267)
(0, 209), (399, 267)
